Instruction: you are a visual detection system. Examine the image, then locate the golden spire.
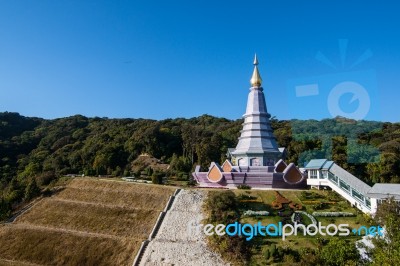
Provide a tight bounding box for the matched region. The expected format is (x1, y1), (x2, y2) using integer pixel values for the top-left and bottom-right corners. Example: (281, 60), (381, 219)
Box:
(250, 54), (262, 87)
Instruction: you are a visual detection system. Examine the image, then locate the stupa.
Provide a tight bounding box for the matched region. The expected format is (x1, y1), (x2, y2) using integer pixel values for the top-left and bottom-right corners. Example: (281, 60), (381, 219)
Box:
(193, 55), (307, 189)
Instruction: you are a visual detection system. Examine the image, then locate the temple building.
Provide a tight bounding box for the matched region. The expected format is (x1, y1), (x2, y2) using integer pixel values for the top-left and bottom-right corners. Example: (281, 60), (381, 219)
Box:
(228, 55), (282, 167)
(193, 55), (307, 189)
(192, 55), (400, 215)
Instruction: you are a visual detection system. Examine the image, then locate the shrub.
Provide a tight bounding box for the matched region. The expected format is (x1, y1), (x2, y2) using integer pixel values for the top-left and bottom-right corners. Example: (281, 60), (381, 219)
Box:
(265, 248), (270, 260)
(300, 191), (309, 200)
(169, 154), (192, 172)
(36, 171), (56, 186)
(278, 210), (293, 217)
(300, 191), (323, 200)
(302, 200), (321, 204)
(0, 197), (11, 220)
(146, 167), (153, 176)
(281, 217), (292, 225)
(270, 244), (276, 257)
(319, 238), (360, 265)
(289, 202), (302, 210)
(237, 194), (257, 201)
(294, 211), (317, 224)
(243, 210), (269, 216)
(283, 253), (296, 263)
(151, 173), (163, 184)
(176, 172), (189, 181)
(275, 246), (284, 261)
(314, 202), (327, 210)
(205, 191), (251, 264)
(327, 191), (342, 202)
(312, 212), (355, 217)
(237, 184), (251, 190)
(186, 178), (196, 187)
(25, 178), (41, 200)
(206, 191), (238, 223)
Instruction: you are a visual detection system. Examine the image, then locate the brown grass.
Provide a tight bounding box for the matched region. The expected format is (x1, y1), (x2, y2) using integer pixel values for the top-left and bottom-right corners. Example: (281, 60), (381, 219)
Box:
(16, 199), (159, 238)
(0, 225), (140, 266)
(0, 177), (175, 266)
(56, 186), (169, 210)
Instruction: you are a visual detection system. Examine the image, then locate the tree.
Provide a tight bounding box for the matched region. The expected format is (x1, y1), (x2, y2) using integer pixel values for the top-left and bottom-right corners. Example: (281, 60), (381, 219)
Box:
(370, 197), (400, 265)
(0, 197), (11, 220)
(25, 178), (41, 200)
(5, 178), (24, 203)
(319, 238), (359, 266)
(170, 154), (192, 173)
(151, 171), (163, 184)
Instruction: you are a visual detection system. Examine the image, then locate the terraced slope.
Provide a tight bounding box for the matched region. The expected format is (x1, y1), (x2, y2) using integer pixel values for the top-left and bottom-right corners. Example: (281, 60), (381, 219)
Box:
(0, 178), (175, 266)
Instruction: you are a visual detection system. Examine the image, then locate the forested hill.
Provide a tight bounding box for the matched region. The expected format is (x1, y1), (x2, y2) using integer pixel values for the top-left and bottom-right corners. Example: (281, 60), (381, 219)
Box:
(1, 112), (400, 215)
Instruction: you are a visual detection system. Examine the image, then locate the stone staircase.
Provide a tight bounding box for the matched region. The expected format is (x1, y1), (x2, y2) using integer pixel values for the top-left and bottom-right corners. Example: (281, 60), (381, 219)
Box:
(132, 188), (181, 266)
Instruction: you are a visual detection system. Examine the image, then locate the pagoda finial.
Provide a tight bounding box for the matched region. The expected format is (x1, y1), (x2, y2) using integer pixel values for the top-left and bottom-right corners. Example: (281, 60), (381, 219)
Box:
(253, 54), (259, 65)
(250, 54), (262, 87)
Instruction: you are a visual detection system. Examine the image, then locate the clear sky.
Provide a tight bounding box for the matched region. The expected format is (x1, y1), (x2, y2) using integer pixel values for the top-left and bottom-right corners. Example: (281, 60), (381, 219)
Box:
(0, 1), (399, 122)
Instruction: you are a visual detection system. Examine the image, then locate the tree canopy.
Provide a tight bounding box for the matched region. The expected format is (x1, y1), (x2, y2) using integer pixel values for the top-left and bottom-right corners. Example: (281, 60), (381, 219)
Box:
(1, 112), (400, 220)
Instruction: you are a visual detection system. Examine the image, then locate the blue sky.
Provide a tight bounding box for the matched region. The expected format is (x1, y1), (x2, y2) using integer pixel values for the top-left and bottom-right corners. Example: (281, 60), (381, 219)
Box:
(0, 1), (399, 122)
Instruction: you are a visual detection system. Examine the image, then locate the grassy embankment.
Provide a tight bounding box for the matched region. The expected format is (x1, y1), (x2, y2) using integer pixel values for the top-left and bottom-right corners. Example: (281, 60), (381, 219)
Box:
(0, 178), (175, 266)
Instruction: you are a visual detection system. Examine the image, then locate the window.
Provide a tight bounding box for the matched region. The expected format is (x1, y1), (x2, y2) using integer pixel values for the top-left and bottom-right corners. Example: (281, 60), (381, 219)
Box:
(328, 172), (338, 184)
(321, 170), (328, 179)
(310, 170), (318, 179)
(352, 189), (364, 202)
(365, 198), (371, 208)
(250, 158), (260, 166)
(238, 158), (247, 166)
(339, 180), (350, 193)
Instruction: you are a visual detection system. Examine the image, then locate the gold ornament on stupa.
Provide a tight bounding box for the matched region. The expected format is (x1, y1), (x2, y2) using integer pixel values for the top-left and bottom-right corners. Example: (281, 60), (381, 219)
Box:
(250, 54), (262, 87)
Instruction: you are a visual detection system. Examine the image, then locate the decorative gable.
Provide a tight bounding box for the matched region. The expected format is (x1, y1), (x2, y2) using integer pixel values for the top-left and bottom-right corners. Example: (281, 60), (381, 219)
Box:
(222, 160), (233, 172)
(207, 163), (224, 183)
(283, 163), (305, 184)
(275, 159), (287, 173)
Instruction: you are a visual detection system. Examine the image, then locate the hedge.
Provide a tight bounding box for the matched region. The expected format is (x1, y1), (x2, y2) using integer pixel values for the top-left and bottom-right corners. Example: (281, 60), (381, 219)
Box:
(243, 210), (269, 216)
(312, 211), (355, 217)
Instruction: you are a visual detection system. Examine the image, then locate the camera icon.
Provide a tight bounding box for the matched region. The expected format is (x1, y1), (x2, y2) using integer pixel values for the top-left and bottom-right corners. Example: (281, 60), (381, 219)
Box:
(287, 69), (379, 121)
(285, 41), (381, 165)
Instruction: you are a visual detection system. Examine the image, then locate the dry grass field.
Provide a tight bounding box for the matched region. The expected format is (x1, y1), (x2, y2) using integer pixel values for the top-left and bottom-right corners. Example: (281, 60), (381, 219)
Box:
(0, 178), (175, 266)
